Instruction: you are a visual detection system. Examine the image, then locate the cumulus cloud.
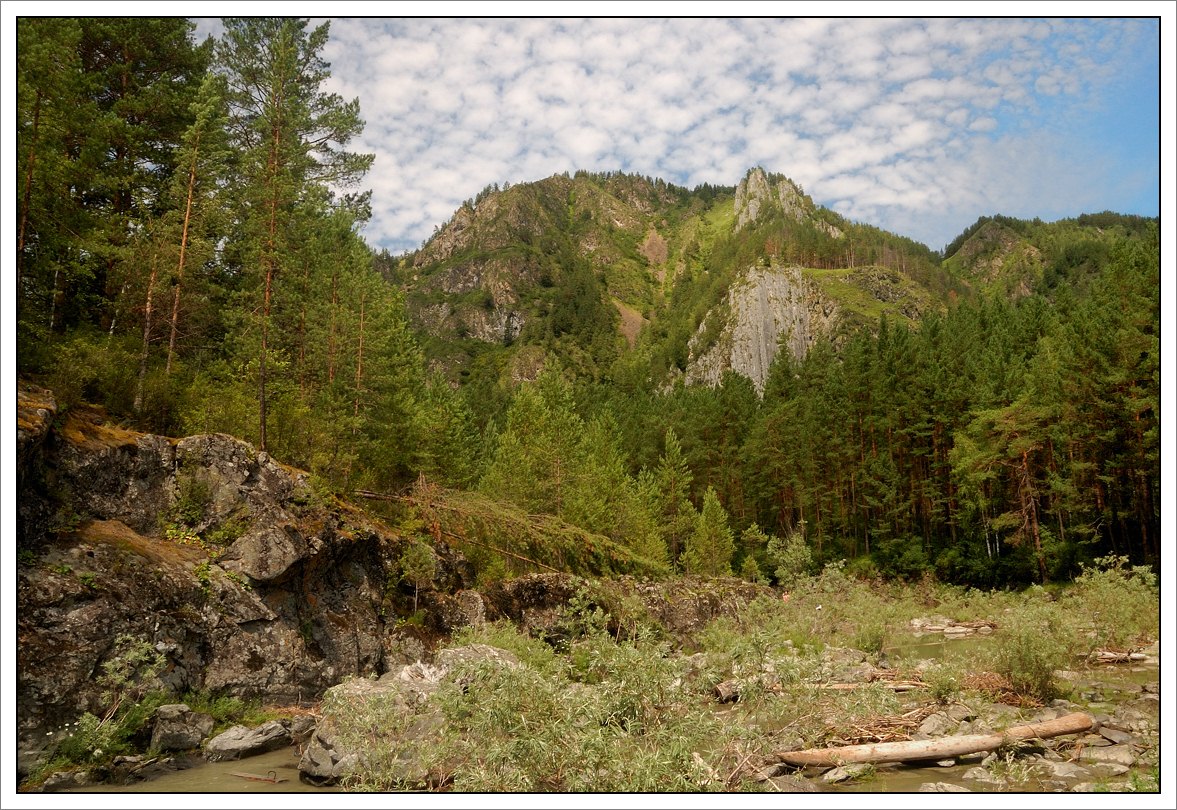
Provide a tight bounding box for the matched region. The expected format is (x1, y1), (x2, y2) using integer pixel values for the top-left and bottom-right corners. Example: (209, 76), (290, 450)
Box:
(207, 16), (1160, 253)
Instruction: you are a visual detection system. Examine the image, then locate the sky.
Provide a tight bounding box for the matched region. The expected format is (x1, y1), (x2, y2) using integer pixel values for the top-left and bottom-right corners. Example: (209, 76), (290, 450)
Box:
(185, 6), (1165, 256)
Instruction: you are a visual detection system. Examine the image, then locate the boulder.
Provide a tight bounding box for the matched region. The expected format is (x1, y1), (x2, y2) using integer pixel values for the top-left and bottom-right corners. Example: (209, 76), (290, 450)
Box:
(822, 763), (873, 784)
(204, 720), (291, 762)
(150, 704), (215, 752)
(1079, 744), (1136, 767)
(918, 782), (971, 792)
(299, 645), (518, 787)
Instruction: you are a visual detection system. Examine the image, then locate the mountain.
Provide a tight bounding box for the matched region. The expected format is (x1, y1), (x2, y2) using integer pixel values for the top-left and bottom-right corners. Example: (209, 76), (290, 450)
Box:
(941, 211), (1159, 299)
(394, 167), (951, 397)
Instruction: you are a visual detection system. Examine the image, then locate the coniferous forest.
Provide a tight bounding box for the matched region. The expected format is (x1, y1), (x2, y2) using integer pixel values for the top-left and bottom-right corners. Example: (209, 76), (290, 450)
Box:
(16, 18), (1160, 591)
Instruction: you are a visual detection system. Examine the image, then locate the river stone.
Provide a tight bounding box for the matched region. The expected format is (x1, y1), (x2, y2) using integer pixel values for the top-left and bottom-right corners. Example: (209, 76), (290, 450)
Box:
(150, 704), (215, 752)
(1079, 744), (1136, 767)
(1044, 760), (1091, 779)
(766, 774), (819, 792)
(714, 680), (741, 703)
(204, 720), (291, 762)
(1099, 727), (1136, 745)
(1087, 762), (1131, 779)
(822, 763), (872, 783)
(918, 782), (971, 792)
(963, 766), (1005, 786)
(41, 770), (94, 791)
(916, 712), (958, 739)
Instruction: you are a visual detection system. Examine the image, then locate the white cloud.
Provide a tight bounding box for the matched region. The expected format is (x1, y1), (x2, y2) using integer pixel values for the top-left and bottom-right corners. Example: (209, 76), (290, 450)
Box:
(283, 16), (1162, 254)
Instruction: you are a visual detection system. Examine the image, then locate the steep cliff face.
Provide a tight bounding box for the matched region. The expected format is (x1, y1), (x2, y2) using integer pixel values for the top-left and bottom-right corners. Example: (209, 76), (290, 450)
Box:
(684, 261), (939, 394)
(684, 264), (837, 393)
(15, 384), (479, 773)
(733, 167), (843, 239)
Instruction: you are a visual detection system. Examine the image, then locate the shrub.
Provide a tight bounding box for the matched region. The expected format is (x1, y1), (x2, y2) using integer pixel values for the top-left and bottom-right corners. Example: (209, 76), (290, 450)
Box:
(766, 530), (814, 588)
(989, 597), (1068, 701)
(1064, 554), (1159, 655)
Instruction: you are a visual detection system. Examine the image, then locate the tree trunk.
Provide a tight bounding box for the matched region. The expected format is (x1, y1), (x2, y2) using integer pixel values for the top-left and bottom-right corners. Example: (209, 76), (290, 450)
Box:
(134, 252), (160, 414)
(18, 90), (42, 294)
(352, 288), (366, 426)
(775, 712), (1093, 767)
(166, 143), (200, 375)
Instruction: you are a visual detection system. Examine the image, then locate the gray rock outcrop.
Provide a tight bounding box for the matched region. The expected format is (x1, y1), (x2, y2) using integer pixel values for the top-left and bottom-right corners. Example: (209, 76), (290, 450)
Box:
(150, 704), (215, 752)
(685, 264), (838, 394)
(299, 646), (520, 786)
(15, 396), (474, 779)
(204, 720), (292, 762)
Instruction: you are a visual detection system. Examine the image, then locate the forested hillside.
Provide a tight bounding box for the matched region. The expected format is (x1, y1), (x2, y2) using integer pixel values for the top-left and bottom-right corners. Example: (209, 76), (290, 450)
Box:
(17, 18), (1159, 590)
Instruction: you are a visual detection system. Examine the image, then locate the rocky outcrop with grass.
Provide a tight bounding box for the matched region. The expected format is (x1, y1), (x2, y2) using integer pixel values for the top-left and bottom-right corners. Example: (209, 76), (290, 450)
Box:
(15, 385), (475, 778)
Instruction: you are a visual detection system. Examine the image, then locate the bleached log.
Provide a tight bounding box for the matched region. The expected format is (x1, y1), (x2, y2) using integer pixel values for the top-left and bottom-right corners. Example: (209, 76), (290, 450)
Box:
(775, 712), (1093, 767)
(816, 681), (929, 692)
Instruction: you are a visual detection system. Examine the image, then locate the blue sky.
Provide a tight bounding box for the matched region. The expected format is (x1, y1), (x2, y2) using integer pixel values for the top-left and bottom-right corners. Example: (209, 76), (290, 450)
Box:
(187, 10), (1163, 256)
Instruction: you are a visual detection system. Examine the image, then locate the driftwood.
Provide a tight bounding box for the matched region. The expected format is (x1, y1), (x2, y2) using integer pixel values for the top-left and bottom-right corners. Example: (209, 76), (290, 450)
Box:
(816, 681), (928, 693)
(230, 770), (287, 783)
(775, 712), (1093, 767)
(1087, 650), (1148, 664)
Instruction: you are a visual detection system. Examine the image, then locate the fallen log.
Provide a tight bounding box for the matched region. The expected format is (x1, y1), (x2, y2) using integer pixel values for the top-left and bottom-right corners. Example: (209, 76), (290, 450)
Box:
(817, 681), (929, 692)
(1087, 650), (1148, 664)
(775, 711), (1092, 767)
(230, 770), (287, 783)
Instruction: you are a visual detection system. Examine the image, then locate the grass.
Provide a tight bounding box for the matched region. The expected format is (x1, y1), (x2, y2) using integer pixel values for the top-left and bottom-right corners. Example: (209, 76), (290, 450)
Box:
(25, 556), (1159, 793)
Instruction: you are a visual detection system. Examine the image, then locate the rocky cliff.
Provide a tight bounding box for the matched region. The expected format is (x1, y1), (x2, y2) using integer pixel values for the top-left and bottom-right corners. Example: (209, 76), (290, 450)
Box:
(684, 264), (838, 394)
(683, 261), (938, 394)
(733, 167), (843, 239)
(15, 382), (480, 775)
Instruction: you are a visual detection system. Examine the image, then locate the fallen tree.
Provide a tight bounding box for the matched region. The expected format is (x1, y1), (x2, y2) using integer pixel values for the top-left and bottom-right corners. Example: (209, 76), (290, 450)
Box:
(775, 712), (1093, 767)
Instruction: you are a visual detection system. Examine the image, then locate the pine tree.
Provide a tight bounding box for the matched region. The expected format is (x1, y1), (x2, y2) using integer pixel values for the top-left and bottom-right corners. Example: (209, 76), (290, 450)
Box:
(217, 18), (373, 450)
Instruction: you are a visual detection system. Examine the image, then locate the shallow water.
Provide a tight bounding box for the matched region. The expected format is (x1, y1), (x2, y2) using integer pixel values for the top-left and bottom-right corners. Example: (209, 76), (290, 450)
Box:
(63, 746), (340, 794)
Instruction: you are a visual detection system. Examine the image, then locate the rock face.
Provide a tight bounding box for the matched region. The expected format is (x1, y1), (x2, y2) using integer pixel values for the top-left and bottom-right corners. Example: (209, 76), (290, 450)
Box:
(684, 264), (838, 394)
(15, 395), (476, 778)
(734, 167), (843, 239)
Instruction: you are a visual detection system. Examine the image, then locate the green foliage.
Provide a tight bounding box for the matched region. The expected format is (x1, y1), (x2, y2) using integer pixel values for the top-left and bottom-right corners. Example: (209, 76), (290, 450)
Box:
(332, 633), (759, 793)
(449, 622), (565, 678)
(172, 471), (212, 526)
(680, 488), (734, 577)
(765, 529), (814, 587)
(989, 595), (1068, 701)
(407, 478), (669, 583)
(180, 690), (271, 732)
(1064, 554), (1159, 655)
(922, 662), (963, 704)
(398, 538), (438, 612)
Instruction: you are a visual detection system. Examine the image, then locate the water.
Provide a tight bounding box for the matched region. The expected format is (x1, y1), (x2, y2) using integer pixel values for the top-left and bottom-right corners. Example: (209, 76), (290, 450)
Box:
(62, 746), (340, 795)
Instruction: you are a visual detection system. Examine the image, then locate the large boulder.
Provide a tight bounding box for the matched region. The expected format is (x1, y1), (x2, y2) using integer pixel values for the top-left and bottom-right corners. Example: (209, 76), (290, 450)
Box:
(204, 720), (292, 762)
(150, 704), (215, 752)
(299, 646), (519, 787)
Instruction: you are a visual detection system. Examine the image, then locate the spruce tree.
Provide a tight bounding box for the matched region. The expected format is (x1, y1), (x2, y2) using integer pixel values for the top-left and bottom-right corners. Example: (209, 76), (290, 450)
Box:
(681, 487), (735, 577)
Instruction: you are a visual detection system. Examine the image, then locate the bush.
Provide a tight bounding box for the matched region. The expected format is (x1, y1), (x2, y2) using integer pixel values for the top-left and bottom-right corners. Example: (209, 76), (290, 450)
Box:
(1063, 554), (1159, 655)
(766, 531), (814, 588)
(990, 597), (1068, 701)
